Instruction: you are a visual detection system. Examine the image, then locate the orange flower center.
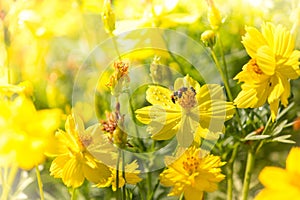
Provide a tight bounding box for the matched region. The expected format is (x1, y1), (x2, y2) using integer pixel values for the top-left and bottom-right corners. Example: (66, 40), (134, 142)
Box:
(182, 155), (200, 175)
(249, 59), (263, 74)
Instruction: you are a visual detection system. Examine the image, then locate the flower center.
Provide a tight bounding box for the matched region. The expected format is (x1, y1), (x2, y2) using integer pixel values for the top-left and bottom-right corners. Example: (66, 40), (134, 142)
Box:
(172, 87), (197, 110)
(249, 59), (263, 74)
(182, 155), (200, 175)
(79, 134), (93, 148)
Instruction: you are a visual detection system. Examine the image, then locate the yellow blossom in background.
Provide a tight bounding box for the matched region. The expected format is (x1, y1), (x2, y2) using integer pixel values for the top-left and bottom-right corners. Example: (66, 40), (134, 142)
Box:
(135, 75), (234, 147)
(49, 114), (112, 188)
(96, 160), (142, 191)
(234, 22), (300, 121)
(206, 0), (222, 30)
(255, 147), (300, 200)
(160, 146), (226, 200)
(0, 84), (61, 170)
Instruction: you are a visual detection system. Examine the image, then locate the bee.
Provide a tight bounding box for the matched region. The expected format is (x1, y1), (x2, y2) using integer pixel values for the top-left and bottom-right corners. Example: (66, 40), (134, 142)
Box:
(171, 87), (189, 103)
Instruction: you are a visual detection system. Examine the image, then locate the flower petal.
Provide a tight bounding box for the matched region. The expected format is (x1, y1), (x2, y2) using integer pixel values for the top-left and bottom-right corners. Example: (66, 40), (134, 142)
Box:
(286, 147), (300, 175)
(242, 26), (267, 58)
(256, 45), (276, 76)
(62, 158), (85, 188)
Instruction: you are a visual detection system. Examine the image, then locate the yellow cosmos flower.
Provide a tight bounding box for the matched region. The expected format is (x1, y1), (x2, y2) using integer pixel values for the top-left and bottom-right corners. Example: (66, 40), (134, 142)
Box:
(49, 114), (112, 188)
(0, 87), (61, 170)
(255, 147), (300, 200)
(234, 22), (300, 121)
(135, 75), (234, 147)
(160, 146), (226, 200)
(96, 160), (142, 191)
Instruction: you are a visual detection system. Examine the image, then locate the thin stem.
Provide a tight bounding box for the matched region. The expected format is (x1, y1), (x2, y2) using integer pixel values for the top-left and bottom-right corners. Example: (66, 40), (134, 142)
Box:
(121, 150), (126, 200)
(116, 149), (121, 199)
(210, 48), (233, 102)
(226, 143), (239, 200)
(0, 165), (18, 200)
(147, 178), (160, 200)
(71, 187), (76, 200)
(110, 33), (122, 61)
(127, 91), (144, 151)
(241, 149), (255, 200)
(35, 166), (45, 200)
(146, 172), (152, 200)
(217, 32), (229, 87)
(179, 192), (184, 200)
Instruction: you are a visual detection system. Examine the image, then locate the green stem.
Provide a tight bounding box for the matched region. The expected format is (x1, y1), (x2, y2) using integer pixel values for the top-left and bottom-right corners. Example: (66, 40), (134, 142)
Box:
(71, 188), (76, 200)
(146, 172), (152, 200)
(0, 165), (18, 200)
(210, 48), (233, 102)
(35, 166), (45, 200)
(226, 143), (239, 200)
(217, 32), (229, 89)
(179, 192), (184, 200)
(241, 150), (255, 200)
(121, 150), (126, 200)
(116, 149), (121, 199)
(111, 33), (122, 61)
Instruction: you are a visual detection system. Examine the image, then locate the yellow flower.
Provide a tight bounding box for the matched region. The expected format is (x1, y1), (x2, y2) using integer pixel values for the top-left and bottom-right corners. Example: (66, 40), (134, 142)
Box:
(160, 146), (226, 200)
(135, 75), (234, 147)
(96, 160), (142, 191)
(255, 147), (300, 200)
(206, 0), (222, 30)
(49, 114), (112, 188)
(0, 87), (61, 170)
(234, 22), (300, 121)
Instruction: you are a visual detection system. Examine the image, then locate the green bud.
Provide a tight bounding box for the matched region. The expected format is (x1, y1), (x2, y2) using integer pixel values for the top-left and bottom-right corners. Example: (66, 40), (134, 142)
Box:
(201, 30), (216, 49)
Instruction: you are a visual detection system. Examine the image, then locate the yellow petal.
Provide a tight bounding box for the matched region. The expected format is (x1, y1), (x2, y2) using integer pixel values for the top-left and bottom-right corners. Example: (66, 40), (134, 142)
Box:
(174, 74), (201, 92)
(183, 186), (203, 200)
(258, 167), (290, 190)
(83, 162), (111, 184)
(286, 147), (300, 175)
(62, 158), (85, 188)
(146, 85), (179, 110)
(269, 99), (279, 122)
(256, 45), (276, 76)
(242, 26), (267, 58)
(50, 155), (70, 178)
(268, 75), (284, 104)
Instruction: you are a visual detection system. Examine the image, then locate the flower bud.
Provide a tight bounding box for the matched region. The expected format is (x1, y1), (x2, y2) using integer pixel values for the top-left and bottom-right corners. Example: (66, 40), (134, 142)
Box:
(102, 0), (115, 34)
(113, 127), (127, 148)
(201, 30), (216, 48)
(207, 0), (222, 30)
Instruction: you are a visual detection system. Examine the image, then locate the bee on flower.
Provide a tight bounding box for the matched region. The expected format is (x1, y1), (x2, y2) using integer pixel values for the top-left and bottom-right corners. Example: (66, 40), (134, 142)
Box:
(135, 75), (234, 147)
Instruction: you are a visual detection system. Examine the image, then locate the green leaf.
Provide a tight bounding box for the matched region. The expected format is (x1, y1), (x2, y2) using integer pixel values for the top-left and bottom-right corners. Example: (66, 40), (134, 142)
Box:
(272, 135), (295, 144)
(243, 132), (271, 141)
(271, 119), (288, 136)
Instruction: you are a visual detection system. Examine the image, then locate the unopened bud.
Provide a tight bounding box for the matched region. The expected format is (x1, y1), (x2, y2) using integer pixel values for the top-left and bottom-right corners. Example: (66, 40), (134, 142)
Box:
(113, 127), (127, 148)
(207, 0), (222, 30)
(102, 0), (115, 34)
(201, 30), (216, 48)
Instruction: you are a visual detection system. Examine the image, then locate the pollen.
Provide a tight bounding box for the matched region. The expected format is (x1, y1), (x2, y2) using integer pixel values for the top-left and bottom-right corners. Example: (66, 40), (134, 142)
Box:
(177, 87), (197, 110)
(78, 134), (93, 148)
(249, 59), (263, 75)
(182, 155), (200, 175)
